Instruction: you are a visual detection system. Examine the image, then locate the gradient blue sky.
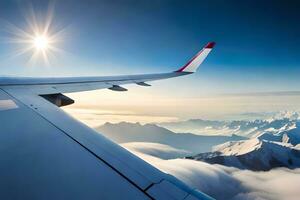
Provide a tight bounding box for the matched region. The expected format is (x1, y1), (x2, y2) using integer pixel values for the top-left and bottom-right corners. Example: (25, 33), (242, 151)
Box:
(0, 0), (300, 122)
(0, 0), (300, 93)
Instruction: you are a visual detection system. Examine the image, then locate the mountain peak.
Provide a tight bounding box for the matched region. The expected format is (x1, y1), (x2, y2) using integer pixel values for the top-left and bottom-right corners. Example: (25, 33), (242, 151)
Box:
(190, 138), (300, 171)
(213, 138), (262, 156)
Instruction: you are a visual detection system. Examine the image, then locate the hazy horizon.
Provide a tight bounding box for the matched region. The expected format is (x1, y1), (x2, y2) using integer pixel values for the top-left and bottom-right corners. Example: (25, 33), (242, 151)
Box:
(64, 89), (300, 127)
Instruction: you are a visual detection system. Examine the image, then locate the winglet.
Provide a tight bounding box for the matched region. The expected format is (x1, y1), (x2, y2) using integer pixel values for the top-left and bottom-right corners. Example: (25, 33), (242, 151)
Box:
(175, 42), (215, 73)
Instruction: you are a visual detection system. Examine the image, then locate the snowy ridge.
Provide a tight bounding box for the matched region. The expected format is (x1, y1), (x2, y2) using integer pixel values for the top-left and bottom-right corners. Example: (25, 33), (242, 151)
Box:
(159, 111), (300, 137)
(190, 138), (300, 171)
(187, 112), (300, 170)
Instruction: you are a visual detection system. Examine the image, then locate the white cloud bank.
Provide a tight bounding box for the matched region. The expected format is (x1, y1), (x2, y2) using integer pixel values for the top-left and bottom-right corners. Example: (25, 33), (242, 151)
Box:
(123, 142), (300, 200)
(231, 168), (300, 200)
(121, 142), (191, 159)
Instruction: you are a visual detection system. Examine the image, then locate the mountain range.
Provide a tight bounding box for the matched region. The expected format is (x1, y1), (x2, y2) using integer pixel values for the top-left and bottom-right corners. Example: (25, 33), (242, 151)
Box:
(97, 122), (245, 153)
(187, 117), (300, 171)
(159, 117), (296, 137)
(96, 114), (300, 171)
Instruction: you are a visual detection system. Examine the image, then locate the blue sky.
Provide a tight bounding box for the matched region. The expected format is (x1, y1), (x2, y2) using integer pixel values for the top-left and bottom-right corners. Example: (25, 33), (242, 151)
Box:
(0, 0), (299, 92)
(0, 0), (300, 121)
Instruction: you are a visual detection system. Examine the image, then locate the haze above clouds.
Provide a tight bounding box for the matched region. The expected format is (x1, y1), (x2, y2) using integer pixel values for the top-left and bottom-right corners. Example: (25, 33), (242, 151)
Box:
(64, 90), (300, 127)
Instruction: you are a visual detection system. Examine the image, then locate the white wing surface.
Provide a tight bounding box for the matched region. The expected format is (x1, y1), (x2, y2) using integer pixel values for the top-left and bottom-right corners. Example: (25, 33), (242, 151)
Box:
(0, 42), (215, 200)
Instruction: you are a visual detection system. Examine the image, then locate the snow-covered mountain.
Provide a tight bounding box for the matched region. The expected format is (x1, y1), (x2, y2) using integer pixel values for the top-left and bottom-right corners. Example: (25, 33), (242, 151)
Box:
(255, 121), (300, 145)
(185, 112), (300, 171)
(189, 138), (300, 171)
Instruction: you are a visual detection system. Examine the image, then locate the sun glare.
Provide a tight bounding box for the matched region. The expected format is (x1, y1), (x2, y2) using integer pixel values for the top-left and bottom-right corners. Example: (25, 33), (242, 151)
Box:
(5, 3), (66, 65)
(33, 35), (49, 50)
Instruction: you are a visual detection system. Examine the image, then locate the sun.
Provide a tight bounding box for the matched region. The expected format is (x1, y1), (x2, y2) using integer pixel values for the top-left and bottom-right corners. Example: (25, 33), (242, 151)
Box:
(33, 35), (49, 50)
(4, 3), (67, 65)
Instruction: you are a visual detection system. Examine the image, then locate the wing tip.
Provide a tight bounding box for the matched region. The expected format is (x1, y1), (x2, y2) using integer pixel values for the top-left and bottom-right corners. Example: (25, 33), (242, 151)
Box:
(175, 41), (216, 73)
(205, 42), (216, 49)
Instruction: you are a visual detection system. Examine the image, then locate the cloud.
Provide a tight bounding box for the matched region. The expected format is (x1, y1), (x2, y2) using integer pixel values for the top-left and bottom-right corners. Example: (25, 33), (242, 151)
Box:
(231, 168), (300, 200)
(121, 142), (191, 159)
(124, 142), (300, 200)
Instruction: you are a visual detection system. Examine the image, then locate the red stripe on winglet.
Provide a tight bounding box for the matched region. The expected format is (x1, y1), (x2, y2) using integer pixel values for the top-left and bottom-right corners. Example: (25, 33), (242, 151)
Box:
(205, 42), (215, 49)
(175, 42), (216, 72)
(176, 49), (204, 72)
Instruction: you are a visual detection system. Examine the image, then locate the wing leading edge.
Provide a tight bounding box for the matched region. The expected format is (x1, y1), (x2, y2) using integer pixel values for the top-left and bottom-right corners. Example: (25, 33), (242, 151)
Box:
(0, 42), (215, 95)
(0, 42), (216, 200)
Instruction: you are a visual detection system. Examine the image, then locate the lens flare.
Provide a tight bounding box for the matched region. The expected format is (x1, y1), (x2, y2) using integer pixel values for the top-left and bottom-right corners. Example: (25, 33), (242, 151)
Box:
(3, 3), (67, 65)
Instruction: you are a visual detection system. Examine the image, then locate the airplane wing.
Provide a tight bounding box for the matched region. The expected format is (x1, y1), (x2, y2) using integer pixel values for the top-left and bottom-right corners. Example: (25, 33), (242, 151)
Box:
(0, 42), (215, 200)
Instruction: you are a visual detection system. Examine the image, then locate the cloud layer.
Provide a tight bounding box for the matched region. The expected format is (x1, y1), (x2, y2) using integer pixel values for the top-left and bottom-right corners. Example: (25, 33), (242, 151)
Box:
(123, 142), (300, 200)
(121, 142), (190, 159)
